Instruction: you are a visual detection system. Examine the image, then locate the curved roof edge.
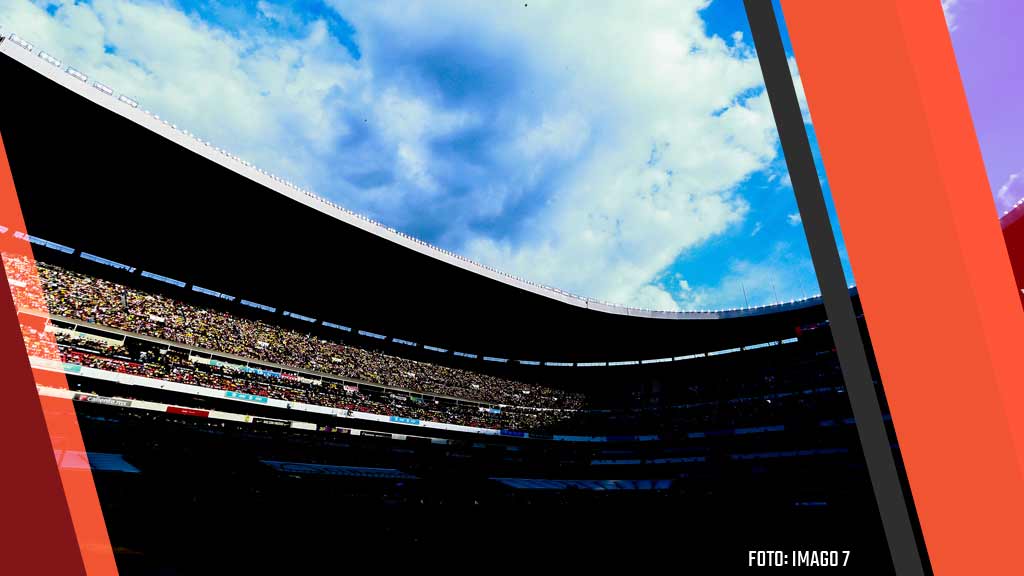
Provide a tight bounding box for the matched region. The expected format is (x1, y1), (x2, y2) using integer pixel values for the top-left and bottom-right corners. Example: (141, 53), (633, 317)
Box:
(1001, 198), (1024, 230)
(0, 34), (834, 320)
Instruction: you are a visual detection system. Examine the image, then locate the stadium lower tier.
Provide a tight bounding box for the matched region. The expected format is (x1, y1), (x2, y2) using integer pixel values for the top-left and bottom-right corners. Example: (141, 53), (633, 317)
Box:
(47, 373), (886, 455)
(32, 338), (865, 439)
(59, 396), (896, 573)
(21, 312), (864, 437)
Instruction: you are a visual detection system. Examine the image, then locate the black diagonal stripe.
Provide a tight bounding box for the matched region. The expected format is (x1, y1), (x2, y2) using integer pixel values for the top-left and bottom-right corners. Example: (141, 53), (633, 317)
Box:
(742, 1), (926, 574)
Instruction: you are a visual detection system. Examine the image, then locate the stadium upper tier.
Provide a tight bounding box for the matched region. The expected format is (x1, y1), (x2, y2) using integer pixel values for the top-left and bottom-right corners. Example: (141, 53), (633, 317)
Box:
(8, 255), (583, 410)
(0, 39), (856, 364)
(6, 251), (855, 435)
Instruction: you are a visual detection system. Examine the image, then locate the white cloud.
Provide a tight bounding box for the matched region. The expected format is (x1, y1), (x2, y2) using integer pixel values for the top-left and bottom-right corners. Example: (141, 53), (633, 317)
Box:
(941, 0), (960, 32)
(256, 1), (300, 27)
(675, 243), (817, 309)
(370, 89), (480, 196)
(2, 0), (794, 311)
(787, 56), (811, 124)
(631, 284), (682, 311)
(751, 221), (763, 236)
(344, 0), (782, 309)
(0, 0), (364, 192)
(787, 212), (802, 226)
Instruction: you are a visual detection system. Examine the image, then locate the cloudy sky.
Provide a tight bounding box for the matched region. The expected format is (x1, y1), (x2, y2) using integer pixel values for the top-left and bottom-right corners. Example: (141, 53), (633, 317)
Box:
(942, 0), (1024, 216)
(0, 0), (855, 310)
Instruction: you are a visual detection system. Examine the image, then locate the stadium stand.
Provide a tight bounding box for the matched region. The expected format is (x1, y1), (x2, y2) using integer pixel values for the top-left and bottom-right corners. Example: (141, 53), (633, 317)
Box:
(7, 253), (863, 437)
(18, 256), (583, 410)
(0, 39), (902, 572)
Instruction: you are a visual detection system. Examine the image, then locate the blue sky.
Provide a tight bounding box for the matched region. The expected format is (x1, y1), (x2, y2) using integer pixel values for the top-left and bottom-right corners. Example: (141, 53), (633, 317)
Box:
(1, 0), (855, 310)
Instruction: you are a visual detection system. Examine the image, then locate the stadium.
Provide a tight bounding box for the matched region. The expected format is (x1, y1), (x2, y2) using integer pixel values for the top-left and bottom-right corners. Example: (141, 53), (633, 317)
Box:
(999, 200), (1024, 307)
(0, 33), (912, 572)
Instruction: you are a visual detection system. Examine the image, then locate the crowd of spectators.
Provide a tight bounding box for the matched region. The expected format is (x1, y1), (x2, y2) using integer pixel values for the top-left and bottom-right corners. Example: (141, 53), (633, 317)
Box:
(5, 253), (858, 436)
(3, 254), (584, 410)
(34, 327), (576, 431)
(34, 326), (853, 436)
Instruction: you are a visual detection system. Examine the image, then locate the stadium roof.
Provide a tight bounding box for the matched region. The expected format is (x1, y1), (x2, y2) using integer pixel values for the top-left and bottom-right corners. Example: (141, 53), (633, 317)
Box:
(0, 39), (849, 364)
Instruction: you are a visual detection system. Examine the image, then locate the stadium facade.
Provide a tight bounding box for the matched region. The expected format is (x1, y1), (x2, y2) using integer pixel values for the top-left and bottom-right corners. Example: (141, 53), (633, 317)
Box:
(0, 35), (906, 572)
